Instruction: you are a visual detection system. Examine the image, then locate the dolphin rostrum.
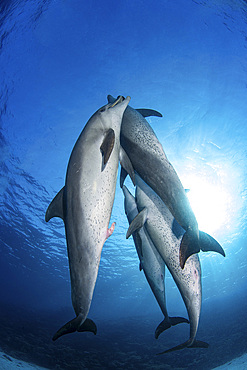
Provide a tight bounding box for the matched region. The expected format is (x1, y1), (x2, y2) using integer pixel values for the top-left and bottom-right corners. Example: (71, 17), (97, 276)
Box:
(46, 96), (133, 341)
(107, 95), (225, 268)
(127, 175), (211, 353)
(122, 185), (189, 338)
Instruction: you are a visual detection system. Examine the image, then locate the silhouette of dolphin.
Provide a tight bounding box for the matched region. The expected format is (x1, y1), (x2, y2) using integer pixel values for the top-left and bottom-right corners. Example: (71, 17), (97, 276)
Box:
(46, 96), (133, 341)
(122, 185), (189, 338)
(107, 95), (225, 268)
(127, 175), (217, 352)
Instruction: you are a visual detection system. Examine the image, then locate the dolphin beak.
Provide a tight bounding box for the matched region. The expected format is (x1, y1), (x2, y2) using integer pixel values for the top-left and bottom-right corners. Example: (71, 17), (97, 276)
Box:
(110, 95), (125, 107)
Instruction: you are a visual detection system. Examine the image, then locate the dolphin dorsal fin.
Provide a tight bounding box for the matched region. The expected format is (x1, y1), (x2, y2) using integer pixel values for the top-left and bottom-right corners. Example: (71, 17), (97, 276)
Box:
(45, 187), (65, 222)
(100, 128), (115, 170)
(136, 109), (163, 118)
(126, 207), (148, 239)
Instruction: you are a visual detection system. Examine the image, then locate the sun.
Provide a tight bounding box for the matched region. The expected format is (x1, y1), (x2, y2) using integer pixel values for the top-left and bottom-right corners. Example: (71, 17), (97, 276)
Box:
(185, 176), (230, 235)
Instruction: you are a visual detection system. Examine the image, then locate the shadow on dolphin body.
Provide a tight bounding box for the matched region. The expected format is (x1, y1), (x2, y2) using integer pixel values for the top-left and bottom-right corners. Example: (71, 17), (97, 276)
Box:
(122, 185), (189, 338)
(107, 95), (225, 268)
(46, 96), (133, 341)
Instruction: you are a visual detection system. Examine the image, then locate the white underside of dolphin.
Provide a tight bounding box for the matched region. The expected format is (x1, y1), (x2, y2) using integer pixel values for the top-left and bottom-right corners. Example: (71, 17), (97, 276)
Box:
(126, 175), (209, 353)
(45, 96), (134, 341)
(107, 95), (225, 269)
(122, 185), (189, 338)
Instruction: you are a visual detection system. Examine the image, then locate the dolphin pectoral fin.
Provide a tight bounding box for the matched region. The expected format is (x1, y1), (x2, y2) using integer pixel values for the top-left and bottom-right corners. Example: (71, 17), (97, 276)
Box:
(136, 108), (163, 118)
(179, 229), (200, 269)
(120, 167), (128, 188)
(199, 231), (225, 257)
(126, 208), (148, 239)
(100, 128), (115, 170)
(52, 315), (97, 341)
(155, 316), (189, 339)
(157, 338), (209, 355)
(119, 147), (136, 187)
(45, 187), (65, 222)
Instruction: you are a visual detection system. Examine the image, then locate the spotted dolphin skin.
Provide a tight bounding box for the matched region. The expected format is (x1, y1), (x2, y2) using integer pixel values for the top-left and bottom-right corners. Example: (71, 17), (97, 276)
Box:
(122, 185), (189, 338)
(107, 95), (225, 268)
(46, 96), (132, 341)
(127, 175), (211, 353)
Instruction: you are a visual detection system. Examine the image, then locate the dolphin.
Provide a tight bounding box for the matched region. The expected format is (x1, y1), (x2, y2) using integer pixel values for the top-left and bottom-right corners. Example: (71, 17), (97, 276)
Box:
(122, 185), (189, 338)
(107, 95), (225, 268)
(46, 96), (133, 341)
(126, 175), (210, 353)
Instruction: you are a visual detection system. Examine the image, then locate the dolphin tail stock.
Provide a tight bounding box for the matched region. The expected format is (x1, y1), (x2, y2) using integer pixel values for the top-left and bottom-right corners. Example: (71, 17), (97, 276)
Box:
(157, 338), (209, 355)
(155, 316), (190, 339)
(179, 228), (200, 269)
(52, 314), (97, 341)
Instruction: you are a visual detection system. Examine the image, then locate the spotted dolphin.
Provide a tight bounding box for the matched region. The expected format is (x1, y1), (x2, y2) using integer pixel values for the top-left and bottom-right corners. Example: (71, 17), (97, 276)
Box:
(107, 95), (225, 268)
(46, 96), (133, 341)
(122, 185), (189, 338)
(127, 175), (210, 352)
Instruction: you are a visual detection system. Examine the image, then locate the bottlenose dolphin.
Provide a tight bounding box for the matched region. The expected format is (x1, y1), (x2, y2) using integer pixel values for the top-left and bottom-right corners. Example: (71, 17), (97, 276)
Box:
(107, 95), (225, 268)
(127, 175), (210, 352)
(122, 185), (189, 337)
(46, 96), (132, 341)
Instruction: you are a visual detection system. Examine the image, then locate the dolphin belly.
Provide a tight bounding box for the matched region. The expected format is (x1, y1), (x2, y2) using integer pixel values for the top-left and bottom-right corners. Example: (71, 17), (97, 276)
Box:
(46, 96), (131, 341)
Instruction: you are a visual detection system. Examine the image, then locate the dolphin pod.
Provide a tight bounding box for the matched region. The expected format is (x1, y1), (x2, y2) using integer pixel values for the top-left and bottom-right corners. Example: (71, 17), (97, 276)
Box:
(46, 96), (133, 341)
(126, 174), (209, 353)
(45, 94), (225, 353)
(122, 184), (189, 337)
(107, 95), (225, 268)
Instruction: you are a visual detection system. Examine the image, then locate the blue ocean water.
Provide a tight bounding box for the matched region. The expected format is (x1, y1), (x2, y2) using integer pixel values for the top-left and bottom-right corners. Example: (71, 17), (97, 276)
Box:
(0, 0), (247, 369)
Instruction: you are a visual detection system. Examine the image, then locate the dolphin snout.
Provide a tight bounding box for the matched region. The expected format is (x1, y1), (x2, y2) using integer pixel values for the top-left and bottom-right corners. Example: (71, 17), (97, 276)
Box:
(110, 95), (125, 107)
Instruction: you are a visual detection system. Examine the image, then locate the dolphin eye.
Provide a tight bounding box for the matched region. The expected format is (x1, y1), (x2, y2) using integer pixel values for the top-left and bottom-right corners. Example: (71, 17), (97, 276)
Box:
(99, 108), (106, 113)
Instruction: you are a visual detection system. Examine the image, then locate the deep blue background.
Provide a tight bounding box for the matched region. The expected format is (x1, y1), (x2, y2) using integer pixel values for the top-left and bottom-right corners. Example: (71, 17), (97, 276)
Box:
(0, 1), (247, 369)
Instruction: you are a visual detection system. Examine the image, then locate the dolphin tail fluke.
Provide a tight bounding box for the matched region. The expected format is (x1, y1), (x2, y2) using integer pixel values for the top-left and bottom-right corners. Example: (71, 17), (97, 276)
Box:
(52, 315), (97, 341)
(157, 339), (209, 355)
(180, 229), (225, 269)
(155, 318), (171, 339)
(199, 231), (225, 257)
(155, 316), (190, 339)
(179, 229), (200, 269)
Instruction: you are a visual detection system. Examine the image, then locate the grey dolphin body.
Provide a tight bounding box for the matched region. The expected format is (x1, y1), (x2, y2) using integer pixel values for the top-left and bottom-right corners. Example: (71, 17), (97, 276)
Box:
(46, 96), (132, 341)
(107, 95), (225, 268)
(127, 175), (209, 353)
(122, 185), (189, 338)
